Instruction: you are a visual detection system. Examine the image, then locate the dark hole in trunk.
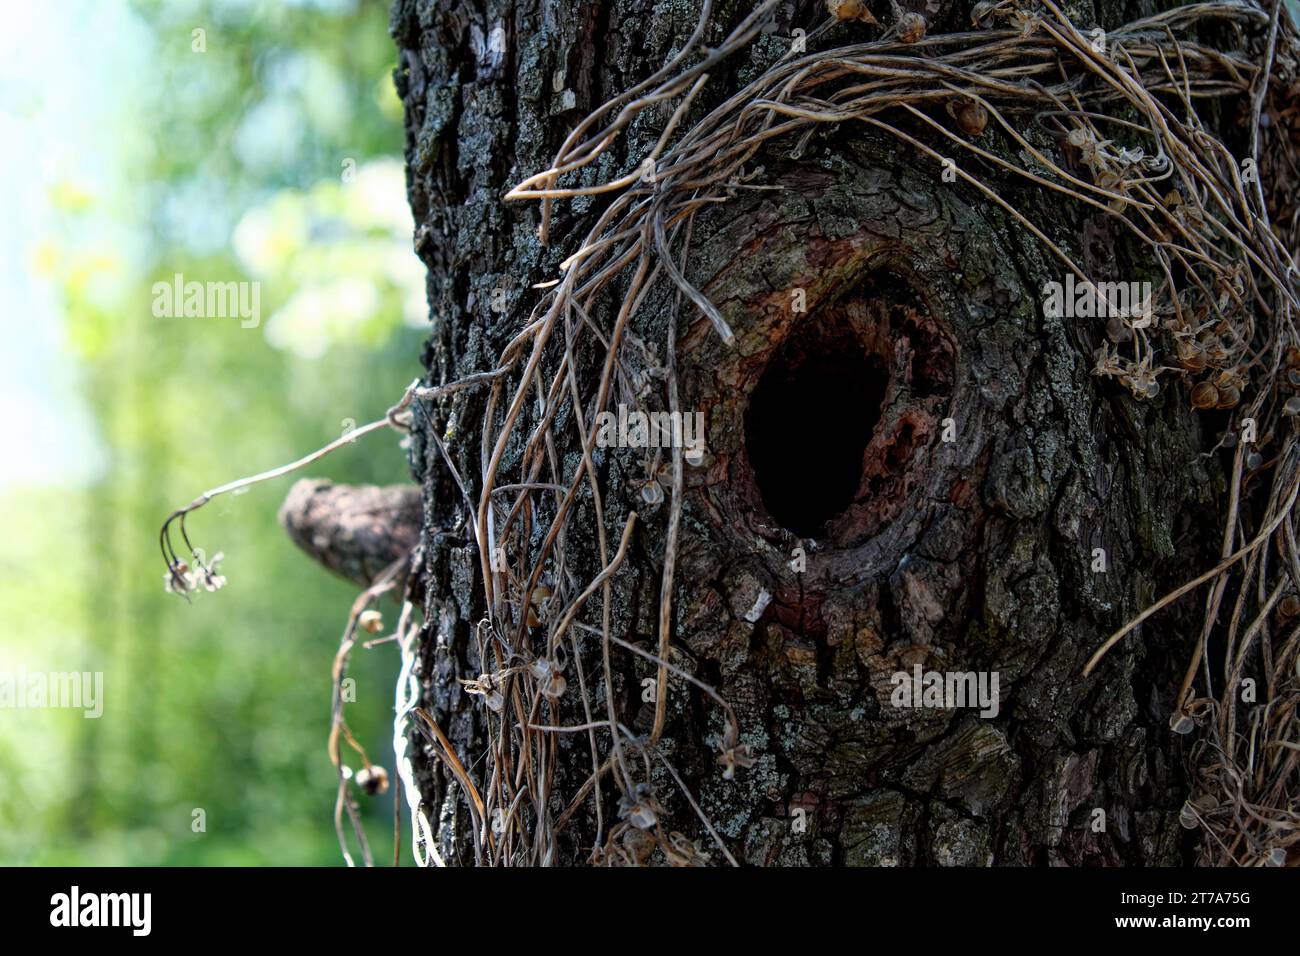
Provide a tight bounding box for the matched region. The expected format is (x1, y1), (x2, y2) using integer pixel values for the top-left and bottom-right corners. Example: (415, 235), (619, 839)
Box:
(744, 317), (887, 538)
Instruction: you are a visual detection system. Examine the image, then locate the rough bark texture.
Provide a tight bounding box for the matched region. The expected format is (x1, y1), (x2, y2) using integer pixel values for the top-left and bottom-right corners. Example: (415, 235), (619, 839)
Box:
(390, 0), (1231, 865)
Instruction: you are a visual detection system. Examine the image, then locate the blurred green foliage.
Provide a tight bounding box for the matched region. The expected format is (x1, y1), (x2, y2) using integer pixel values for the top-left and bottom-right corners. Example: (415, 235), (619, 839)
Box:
(0, 0), (423, 864)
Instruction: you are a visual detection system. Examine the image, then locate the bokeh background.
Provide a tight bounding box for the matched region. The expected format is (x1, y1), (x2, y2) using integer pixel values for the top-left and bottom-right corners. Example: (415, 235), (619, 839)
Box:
(0, 0), (423, 864)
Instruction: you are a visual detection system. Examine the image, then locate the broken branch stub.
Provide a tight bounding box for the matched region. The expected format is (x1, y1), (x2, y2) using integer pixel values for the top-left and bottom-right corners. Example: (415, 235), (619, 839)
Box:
(278, 479), (423, 590)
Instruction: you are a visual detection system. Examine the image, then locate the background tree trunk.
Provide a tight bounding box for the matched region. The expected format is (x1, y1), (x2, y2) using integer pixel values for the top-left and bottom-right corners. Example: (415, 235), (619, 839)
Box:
(390, 0), (1230, 865)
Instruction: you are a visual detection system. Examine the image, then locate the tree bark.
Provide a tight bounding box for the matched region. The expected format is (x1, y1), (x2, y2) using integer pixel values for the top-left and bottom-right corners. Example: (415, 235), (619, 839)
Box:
(390, 0), (1234, 865)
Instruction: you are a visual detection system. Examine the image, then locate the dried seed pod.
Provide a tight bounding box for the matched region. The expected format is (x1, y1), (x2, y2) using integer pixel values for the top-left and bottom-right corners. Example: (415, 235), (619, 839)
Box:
(1215, 385), (1240, 409)
(622, 826), (655, 864)
(826, 0), (876, 22)
(1287, 369), (1300, 389)
(1276, 594), (1300, 621)
(1190, 381), (1219, 409)
(953, 100), (988, 137)
(621, 800), (658, 829)
(526, 585), (552, 627)
(1096, 169), (1122, 190)
(1176, 793), (1217, 829)
(541, 671), (567, 699)
(1284, 396), (1300, 416)
(1105, 315), (1132, 343)
(640, 480), (664, 506)
(897, 11), (927, 42)
(1203, 341), (1229, 364)
(1176, 341), (1206, 371)
(1246, 450), (1263, 470)
(355, 765), (389, 796)
(359, 609), (384, 634)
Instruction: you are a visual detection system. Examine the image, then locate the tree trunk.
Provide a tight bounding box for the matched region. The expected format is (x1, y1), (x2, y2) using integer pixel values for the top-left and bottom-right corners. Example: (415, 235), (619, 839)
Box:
(388, 0), (1247, 866)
